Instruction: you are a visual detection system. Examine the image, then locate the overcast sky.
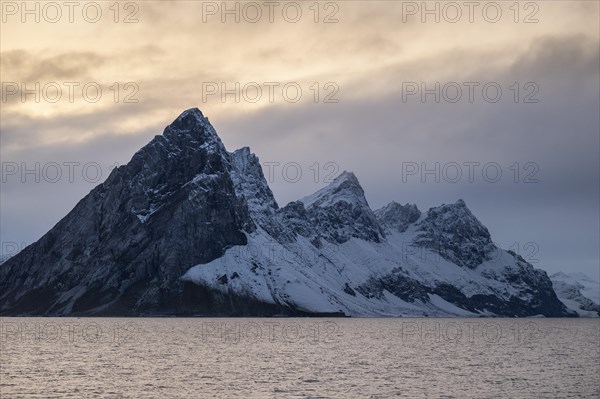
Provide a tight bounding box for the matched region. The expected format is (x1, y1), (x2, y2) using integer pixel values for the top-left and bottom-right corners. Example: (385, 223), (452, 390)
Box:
(1, 1), (598, 278)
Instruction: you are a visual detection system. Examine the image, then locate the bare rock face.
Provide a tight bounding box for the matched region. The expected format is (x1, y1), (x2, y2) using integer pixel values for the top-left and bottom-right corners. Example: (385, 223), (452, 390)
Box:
(375, 202), (421, 233)
(0, 108), (253, 315)
(413, 199), (496, 269)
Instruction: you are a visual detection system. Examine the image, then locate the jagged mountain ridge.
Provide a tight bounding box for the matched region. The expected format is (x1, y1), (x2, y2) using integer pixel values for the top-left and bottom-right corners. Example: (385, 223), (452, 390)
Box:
(0, 108), (574, 316)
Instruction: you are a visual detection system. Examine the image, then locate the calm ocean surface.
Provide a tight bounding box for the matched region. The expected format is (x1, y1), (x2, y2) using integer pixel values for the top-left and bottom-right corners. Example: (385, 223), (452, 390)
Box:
(1, 318), (598, 398)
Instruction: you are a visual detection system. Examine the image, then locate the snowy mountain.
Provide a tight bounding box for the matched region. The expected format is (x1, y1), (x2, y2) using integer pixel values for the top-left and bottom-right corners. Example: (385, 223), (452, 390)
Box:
(0, 108), (574, 317)
(550, 272), (600, 317)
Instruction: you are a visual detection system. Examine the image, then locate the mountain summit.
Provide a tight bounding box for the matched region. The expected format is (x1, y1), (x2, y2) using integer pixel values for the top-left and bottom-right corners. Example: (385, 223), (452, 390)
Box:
(0, 108), (253, 315)
(0, 109), (574, 317)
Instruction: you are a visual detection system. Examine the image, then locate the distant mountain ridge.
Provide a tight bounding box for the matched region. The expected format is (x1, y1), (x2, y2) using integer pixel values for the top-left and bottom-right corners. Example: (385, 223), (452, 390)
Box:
(550, 272), (600, 316)
(0, 108), (577, 317)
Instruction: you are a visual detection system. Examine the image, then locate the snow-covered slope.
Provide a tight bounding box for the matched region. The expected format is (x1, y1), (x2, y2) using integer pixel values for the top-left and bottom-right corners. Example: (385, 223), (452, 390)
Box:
(183, 194), (570, 316)
(0, 108), (575, 317)
(550, 272), (600, 317)
(180, 127), (571, 317)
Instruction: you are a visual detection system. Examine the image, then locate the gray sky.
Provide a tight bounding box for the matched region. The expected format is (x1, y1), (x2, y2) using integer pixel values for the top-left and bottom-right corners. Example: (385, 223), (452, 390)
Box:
(1, 1), (598, 278)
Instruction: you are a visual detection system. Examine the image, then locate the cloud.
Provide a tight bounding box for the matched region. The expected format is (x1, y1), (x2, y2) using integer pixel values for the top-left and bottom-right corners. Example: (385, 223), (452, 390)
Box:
(0, 1), (598, 276)
(1, 49), (105, 81)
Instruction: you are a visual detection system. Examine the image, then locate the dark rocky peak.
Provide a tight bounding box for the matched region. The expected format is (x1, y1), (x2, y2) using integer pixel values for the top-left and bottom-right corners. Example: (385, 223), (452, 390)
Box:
(421, 199), (476, 224)
(300, 171), (385, 244)
(171, 107), (206, 128)
(163, 108), (224, 151)
(124, 108), (227, 177)
(0, 107), (254, 315)
(125, 108), (226, 180)
(375, 202), (421, 233)
(413, 199), (496, 268)
(105, 108), (238, 225)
